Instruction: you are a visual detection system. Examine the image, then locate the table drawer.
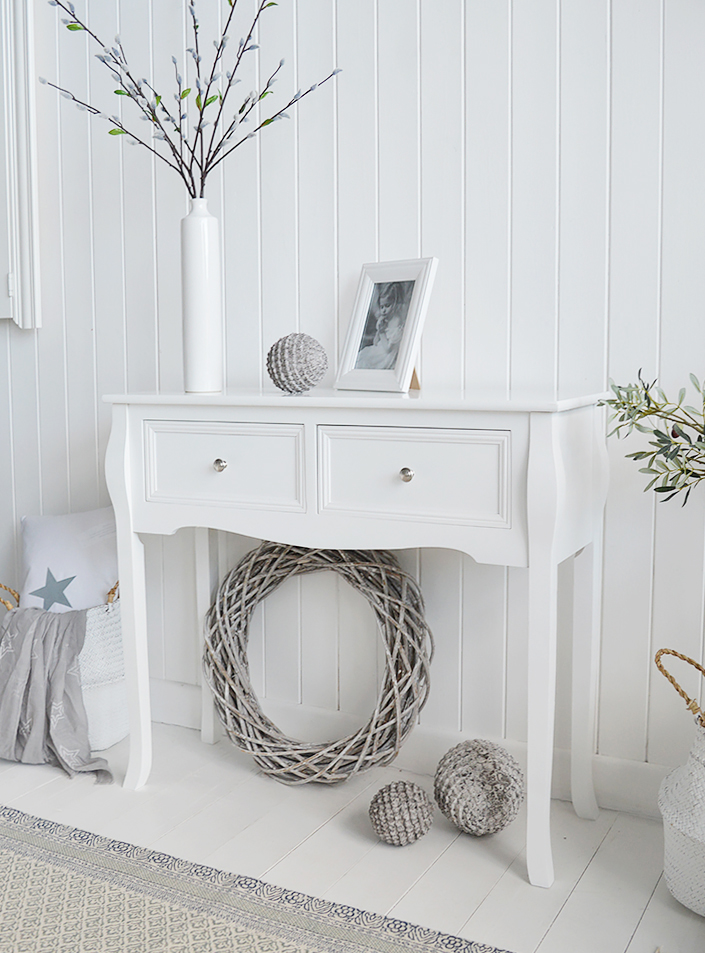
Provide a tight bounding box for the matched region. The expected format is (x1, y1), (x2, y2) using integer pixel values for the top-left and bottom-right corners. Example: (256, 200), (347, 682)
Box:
(318, 425), (510, 527)
(144, 420), (305, 511)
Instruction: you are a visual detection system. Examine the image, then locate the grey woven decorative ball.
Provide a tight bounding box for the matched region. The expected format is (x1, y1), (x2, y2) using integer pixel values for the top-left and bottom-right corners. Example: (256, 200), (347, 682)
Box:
(434, 740), (525, 836)
(266, 333), (328, 393)
(369, 781), (434, 846)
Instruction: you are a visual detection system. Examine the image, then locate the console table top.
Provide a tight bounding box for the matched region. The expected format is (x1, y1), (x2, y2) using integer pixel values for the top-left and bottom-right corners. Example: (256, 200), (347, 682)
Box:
(104, 386), (609, 414)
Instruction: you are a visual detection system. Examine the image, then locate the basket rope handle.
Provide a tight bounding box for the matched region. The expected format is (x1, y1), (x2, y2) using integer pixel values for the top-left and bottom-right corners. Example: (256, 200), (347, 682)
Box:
(0, 583), (19, 613)
(655, 648), (705, 727)
(0, 581), (118, 611)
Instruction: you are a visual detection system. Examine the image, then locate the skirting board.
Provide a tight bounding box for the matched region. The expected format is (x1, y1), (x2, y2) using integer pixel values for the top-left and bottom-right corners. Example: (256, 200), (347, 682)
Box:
(150, 679), (669, 819)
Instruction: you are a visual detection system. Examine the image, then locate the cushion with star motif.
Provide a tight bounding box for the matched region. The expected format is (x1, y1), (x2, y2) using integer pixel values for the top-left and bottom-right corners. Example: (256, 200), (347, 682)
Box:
(19, 507), (118, 613)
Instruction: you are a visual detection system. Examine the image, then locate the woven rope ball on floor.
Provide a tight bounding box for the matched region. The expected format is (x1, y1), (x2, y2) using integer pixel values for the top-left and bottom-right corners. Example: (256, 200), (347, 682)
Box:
(369, 781), (434, 846)
(266, 333), (328, 393)
(204, 542), (434, 785)
(434, 740), (525, 836)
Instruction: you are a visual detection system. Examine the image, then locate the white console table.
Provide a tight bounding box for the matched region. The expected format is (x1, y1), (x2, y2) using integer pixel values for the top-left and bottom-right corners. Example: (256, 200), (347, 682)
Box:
(104, 388), (609, 889)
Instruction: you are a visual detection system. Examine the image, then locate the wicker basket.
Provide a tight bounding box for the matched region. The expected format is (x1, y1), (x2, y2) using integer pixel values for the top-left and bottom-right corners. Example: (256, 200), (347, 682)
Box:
(655, 648), (705, 917)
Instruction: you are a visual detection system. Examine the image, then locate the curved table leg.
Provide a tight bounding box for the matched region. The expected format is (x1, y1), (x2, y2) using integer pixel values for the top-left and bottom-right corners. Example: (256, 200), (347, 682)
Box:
(119, 529), (152, 790)
(105, 403), (152, 790)
(526, 556), (558, 888)
(571, 541), (600, 819)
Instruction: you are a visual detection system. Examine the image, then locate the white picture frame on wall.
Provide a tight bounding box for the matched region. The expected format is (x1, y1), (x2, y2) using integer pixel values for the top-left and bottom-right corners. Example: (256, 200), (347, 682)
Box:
(334, 257), (438, 393)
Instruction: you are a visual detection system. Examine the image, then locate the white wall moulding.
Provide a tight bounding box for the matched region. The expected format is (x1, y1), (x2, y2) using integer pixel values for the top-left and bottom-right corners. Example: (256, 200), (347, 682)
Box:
(0, 0), (41, 329)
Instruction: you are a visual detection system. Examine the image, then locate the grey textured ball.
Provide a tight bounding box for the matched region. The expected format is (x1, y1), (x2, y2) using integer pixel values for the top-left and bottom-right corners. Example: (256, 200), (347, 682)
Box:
(369, 781), (434, 846)
(434, 740), (525, 836)
(266, 333), (328, 393)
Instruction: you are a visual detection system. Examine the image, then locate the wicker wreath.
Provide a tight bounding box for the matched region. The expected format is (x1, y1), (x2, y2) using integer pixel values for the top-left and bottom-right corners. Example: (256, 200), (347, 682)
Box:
(203, 542), (434, 785)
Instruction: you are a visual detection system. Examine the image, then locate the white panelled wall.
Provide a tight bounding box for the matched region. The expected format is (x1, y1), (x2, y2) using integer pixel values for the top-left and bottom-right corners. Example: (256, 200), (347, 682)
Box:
(1, 0), (704, 815)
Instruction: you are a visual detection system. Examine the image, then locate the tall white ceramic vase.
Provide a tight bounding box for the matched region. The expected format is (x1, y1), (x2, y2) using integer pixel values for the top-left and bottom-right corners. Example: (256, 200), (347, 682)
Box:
(181, 198), (224, 394)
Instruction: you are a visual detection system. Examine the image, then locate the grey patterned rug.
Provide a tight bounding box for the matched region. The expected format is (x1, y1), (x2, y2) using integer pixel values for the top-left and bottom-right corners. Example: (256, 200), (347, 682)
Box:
(0, 805), (511, 953)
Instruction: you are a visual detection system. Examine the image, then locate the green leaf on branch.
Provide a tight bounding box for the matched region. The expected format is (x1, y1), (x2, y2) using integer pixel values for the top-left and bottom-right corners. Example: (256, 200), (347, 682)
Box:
(205, 95), (218, 107)
(66, 23), (84, 31)
(259, 90), (272, 100)
(264, 2), (278, 7)
(181, 88), (191, 99)
(261, 117), (274, 126)
(196, 94), (202, 110)
(114, 90), (128, 95)
(108, 128), (127, 135)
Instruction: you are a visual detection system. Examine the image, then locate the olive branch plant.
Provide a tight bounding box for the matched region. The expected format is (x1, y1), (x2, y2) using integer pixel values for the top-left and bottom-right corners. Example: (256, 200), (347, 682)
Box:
(41, 0), (340, 199)
(602, 372), (705, 505)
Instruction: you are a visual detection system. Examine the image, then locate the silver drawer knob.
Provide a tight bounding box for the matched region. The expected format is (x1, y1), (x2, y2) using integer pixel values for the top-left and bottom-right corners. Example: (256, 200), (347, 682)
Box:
(399, 467), (414, 483)
(213, 458), (228, 473)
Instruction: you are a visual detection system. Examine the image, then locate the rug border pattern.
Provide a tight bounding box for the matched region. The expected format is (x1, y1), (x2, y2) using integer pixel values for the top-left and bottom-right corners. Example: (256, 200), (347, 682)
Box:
(0, 806), (509, 953)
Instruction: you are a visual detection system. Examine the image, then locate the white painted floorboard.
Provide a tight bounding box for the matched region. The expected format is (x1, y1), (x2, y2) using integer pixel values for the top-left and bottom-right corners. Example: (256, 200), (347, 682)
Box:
(0, 723), (703, 953)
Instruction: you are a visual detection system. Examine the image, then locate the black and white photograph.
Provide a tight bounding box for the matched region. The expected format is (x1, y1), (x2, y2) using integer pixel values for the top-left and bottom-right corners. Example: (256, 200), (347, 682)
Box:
(336, 258), (438, 392)
(354, 280), (415, 370)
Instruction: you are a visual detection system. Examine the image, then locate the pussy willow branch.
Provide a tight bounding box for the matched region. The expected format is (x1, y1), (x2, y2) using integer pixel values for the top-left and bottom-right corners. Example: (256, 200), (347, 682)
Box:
(44, 0), (340, 198)
(205, 68), (339, 174)
(203, 0), (268, 164)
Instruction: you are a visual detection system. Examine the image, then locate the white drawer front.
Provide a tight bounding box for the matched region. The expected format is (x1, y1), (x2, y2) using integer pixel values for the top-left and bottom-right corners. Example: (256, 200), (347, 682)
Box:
(318, 426), (510, 527)
(145, 420), (305, 511)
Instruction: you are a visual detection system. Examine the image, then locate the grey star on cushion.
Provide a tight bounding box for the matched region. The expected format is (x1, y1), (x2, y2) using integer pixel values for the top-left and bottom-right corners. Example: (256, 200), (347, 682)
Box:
(30, 568), (76, 610)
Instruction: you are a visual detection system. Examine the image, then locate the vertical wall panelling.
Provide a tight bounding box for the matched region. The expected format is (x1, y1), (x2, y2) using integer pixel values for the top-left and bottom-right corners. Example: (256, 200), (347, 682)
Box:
(460, 559), (508, 741)
(295, 0), (337, 384)
(649, 497), (705, 766)
(89, 0), (129, 492)
(58, 2), (100, 510)
(647, 0), (705, 766)
(418, 0), (463, 391)
(556, 0), (609, 399)
(598, 0), (663, 763)
(606, 0), (663, 382)
(418, 549), (463, 732)
(300, 571), (339, 714)
(223, 0), (263, 390)
(464, 0), (511, 398)
(334, 0), (377, 350)
(151, 0), (188, 396)
(120, 1), (159, 394)
(33, 3), (69, 518)
(336, 573), (379, 721)
(7, 329), (41, 530)
(258, 0), (299, 363)
(377, 0), (419, 263)
(260, 576), (302, 707)
(4, 0), (705, 809)
(509, 0), (559, 399)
